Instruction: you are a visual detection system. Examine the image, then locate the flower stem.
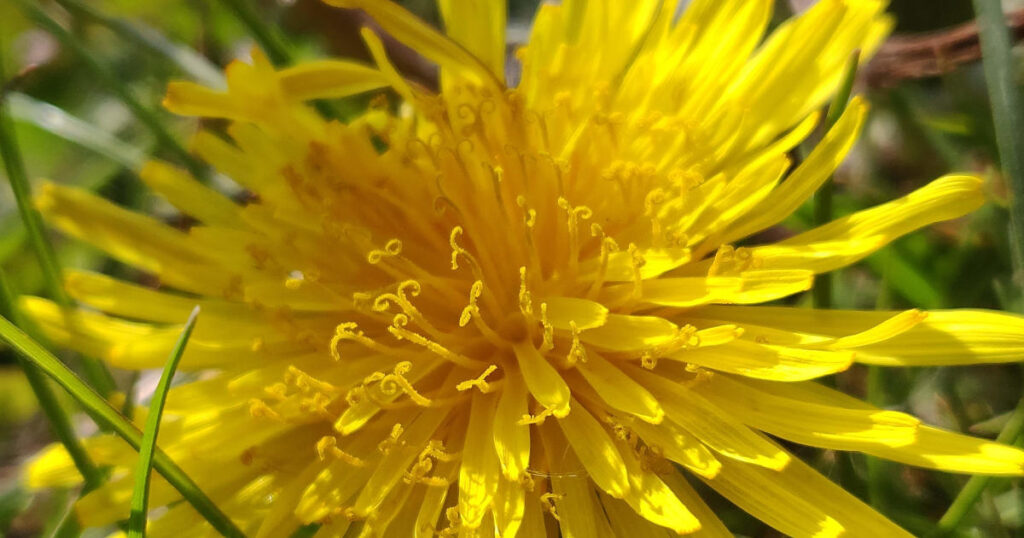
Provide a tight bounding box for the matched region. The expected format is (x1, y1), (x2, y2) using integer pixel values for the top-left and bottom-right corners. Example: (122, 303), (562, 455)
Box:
(0, 44), (117, 398)
(813, 50), (860, 309)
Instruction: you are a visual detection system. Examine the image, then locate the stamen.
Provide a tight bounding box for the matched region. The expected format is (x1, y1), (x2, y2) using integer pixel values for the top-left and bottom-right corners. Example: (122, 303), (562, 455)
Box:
(458, 281), (506, 346)
(367, 238), (403, 265)
(539, 303), (554, 353)
(644, 188), (668, 246)
(540, 493), (562, 521)
(248, 399), (282, 421)
(627, 243), (645, 301)
(378, 423), (406, 454)
(378, 361), (433, 407)
(518, 266), (534, 318)
(566, 321), (587, 365)
(517, 407), (556, 426)
(557, 197), (593, 278)
(455, 365), (499, 393)
(586, 235), (619, 300)
(388, 315), (486, 368)
(316, 435), (368, 467)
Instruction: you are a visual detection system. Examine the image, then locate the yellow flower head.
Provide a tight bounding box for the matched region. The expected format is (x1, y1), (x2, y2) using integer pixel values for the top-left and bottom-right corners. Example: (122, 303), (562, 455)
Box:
(24, 0), (1024, 536)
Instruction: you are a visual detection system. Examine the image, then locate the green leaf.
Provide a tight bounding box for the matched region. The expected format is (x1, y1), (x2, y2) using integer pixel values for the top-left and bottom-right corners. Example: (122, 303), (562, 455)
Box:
(0, 314), (245, 538)
(7, 92), (148, 171)
(128, 305), (200, 538)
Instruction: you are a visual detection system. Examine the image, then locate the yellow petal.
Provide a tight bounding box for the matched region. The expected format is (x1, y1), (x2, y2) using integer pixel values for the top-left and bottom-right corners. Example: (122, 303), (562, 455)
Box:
(628, 418), (721, 479)
(512, 340), (571, 417)
(437, 0), (506, 81)
(542, 296), (609, 331)
(706, 440), (913, 537)
(617, 440), (702, 534)
(660, 469), (733, 537)
(630, 367), (790, 469)
(621, 269), (812, 307)
(139, 160), (244, 227)
(667, 340), (853, 381)
(557, 399), (631, 498)
(351, 408), (450, 517)
(492, 476), (525, 538)
(695, 305), (1024, 366)
(580, 314), (679, 352)
(459, 393), (500, 529)
(323, 0), (496, 86)
(720, 97), (867, 243)
(575, 352), (663, 423)
(695, 373), (921, 450)
(276, 59), (389, 101)
(758, 379), (1024, 475)
(492, 370), (530, 480)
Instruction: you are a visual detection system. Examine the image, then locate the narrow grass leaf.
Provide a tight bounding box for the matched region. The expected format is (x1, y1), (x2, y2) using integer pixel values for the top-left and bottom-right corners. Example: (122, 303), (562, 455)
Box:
(7, 93), (148, 171)
(0, 269), (103, 492)
(1, 45), (116, 397)
(128, 306), (200, 538)
(0, 315), (245, 538)
(53, 0), (225, 88)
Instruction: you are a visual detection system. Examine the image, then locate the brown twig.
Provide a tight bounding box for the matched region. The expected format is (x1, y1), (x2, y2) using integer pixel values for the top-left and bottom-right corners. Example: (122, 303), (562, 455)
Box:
(865, 8), (1024, 87)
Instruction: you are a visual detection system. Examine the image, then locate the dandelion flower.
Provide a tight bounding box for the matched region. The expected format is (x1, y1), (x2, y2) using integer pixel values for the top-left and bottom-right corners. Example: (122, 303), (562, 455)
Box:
(24, 0), (1024, 536)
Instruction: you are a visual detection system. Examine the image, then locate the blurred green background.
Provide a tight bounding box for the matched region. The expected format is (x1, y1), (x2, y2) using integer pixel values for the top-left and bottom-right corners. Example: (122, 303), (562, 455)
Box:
(1, 0), (1023, 536)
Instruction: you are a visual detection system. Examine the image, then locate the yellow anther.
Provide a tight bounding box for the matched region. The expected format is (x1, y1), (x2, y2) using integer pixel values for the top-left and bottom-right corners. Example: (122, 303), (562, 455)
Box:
(250, 337), (265, 353)
(641, 352), (658, 370)
(456, 365), (499, 393)
(248, 399), (281, 421)
(518, 407), (555, 426)
(286, 365), (336, 393)
(566, 321), (587, 365)
(263, 382), (289, 401)
(299, 392), (333, 418)
(459, 280), (484, 328)
(367, 238), (403, 264)
(332, 322), (395, 361)
(539, 303), (554, 353)
(540, 493), (562, 521)
(378, 423), (405, 454)
(557, 197), (593, 276)
(284, 276), (303, 289)
(627, 243), (645, 299)
(518, 266), (534, 317)
(587, 236), (620, 300)
(387, 316), (485, 369)
(316, 436), (368, 467)
(378, 361), (433, 407)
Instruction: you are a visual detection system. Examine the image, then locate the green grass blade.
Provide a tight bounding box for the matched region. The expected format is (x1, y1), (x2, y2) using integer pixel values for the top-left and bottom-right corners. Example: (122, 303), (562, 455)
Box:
(15, 0), (208, 182)
(0, 315), (245, 538)
(0, 43), (117, 398)
(53, 0), (225, 88)
(7, 93), (148, 171)
(215, 0), (292, 66)
(931, 4), (1024, 533)
(929, 396), (1024, 536)
(971, 0), (1024, 291)
(812, 49), (860, 310)
(128, 306), (200, 538)
(0, 269), (103, 493)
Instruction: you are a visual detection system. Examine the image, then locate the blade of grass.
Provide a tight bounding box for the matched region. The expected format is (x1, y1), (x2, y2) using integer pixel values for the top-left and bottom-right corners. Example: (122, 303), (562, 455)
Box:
(929, 396), (1024, 536)
(7, 92), (148, 171)
(0, 315), (244, 538)
(15, 0), (208, 182)
(0, 269), (103, 493)
(812, 49), (860, 309)
(1, 44), (117, 398)
(971, 0), (1024, 290)
(128, 306), (199, 538)
(53, 0), (226, 88)
(932, 3), (1024, 533)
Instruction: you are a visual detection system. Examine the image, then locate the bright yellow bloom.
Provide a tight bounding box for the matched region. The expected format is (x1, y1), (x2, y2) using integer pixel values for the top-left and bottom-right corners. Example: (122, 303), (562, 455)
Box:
(23, 0), (1024, 536)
